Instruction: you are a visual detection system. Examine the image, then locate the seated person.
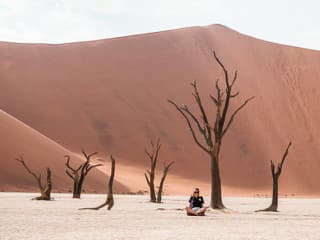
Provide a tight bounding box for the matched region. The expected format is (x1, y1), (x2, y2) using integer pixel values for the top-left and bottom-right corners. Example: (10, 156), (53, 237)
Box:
(185, 188), (207, 216)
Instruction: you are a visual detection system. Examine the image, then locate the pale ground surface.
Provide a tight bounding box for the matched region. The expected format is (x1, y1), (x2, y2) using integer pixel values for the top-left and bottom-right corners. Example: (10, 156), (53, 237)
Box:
(0, 193), (320, 240)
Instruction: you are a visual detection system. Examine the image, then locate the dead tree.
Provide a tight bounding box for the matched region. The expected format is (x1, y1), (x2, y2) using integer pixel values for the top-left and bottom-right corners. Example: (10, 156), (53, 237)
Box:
(79, 155), (115, 210)
(168, 50), (254, 209)
(144, 138), (161, 202)
(156, 161), (174, 203)
(144, 138), (174, 203)
(65, 150), (102, 198)
(257, 142), (292, 212)
(15, 156), (52, 200)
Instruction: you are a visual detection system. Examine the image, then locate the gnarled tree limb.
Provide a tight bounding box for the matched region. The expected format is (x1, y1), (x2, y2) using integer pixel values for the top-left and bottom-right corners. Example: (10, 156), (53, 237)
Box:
(156, 161), (174, 203)
(221, 96), (255, 137)
(65, 150), (102, 198)
(168, 100), (209, 153)
(16, 156), (52, 200)
(79, 155), (115, 210)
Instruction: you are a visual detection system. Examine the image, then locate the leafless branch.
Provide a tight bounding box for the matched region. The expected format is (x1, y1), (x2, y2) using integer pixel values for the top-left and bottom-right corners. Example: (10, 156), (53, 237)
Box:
(221, 96), (255, 137)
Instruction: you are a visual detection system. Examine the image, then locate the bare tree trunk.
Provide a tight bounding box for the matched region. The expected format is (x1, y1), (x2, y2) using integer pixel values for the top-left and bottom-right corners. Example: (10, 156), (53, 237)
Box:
(257, 142), (292, 212)
(72, 176), (81, 198)
(210, 152), (224, 209)
(257, 172), (280, 212)
(168, 50), (254, 209)
(105, 155), (115, 210)
(74, 173), (86, 198)
(268, 176), (279, 211)
(43, 168), (52, 199)
(15, 157), (52, 200)
(145, 171), (156, 202)
(79, 156), (115, 210)
(156, 161), (174, 203)
(144, 139), (161, 203)
(65, 150), (102, 199)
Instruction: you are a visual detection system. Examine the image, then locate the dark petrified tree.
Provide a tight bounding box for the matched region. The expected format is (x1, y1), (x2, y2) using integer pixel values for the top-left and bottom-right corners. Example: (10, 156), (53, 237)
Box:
(144, 138), (161, 202)
(65, 150), (102, 198)
(79, 155), (115, 210)
(156, 161), (174, 203)
(168, 50), (254, 209)
(15, 156), (52, 200)
(257, 142), (292, 212)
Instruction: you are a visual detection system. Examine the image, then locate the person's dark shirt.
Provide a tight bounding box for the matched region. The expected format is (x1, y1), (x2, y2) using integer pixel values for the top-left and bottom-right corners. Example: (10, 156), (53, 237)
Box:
(189, 196), (204, 208)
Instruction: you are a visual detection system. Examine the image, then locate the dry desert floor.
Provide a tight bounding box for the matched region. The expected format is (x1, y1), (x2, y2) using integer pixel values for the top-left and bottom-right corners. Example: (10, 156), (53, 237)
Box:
(0, 192), (320, 239)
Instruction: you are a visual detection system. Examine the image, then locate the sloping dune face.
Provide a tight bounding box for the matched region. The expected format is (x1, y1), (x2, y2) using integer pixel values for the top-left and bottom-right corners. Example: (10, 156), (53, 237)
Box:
(0, 110), (127, 193)
(1, 24), (320, 195)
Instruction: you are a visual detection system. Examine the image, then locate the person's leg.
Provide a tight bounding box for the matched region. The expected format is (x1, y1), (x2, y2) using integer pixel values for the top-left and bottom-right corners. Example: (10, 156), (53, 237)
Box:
(185, 206), (197, 216)
(197, 207), (207, 216)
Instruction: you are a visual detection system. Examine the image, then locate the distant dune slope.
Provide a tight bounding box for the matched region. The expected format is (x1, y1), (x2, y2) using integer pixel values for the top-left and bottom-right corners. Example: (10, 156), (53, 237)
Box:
(0, 110), (128, 193)
(1, 24), (320, 194)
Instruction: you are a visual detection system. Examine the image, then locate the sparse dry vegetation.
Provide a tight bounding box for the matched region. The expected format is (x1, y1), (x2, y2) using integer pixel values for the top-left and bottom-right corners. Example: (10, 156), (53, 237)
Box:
(144, 138), (174, 203)
(15, 156), (52, 200)
(65, 150), (102, 198)
(169, 50), (254, 209)
(79, 155), (115, 210)
(257, 142), (292, 212)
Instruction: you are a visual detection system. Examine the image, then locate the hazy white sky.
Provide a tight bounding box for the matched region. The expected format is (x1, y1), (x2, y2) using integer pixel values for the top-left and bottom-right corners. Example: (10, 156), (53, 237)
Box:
(0, 0), (319, 50)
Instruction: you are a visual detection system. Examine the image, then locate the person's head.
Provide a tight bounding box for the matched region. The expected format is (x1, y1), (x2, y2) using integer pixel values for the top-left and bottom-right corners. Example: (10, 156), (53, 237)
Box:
(193, 188), (200, 197)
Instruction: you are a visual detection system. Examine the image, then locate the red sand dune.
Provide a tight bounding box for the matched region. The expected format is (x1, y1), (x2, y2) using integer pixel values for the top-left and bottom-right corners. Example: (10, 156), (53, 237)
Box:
(1, 24), (320, 195)
(0, 110), (128, 193)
